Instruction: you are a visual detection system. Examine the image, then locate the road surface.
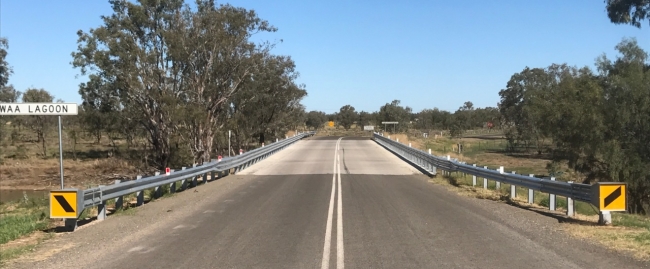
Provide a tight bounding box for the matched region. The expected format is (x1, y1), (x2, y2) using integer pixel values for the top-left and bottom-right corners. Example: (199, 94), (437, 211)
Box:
(7, 137), (648, 268)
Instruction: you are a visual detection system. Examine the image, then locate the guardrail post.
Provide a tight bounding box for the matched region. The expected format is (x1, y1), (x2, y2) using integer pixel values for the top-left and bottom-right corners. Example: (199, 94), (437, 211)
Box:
(497, 166), (503, 190)
(467, 164), (474, 186)
(528, 174), (534, 204)
(203, 172), (208, 185)
(192, 164), (198, 188)
(114, 179), (123, 210)
(154, 172), (161, 198)
(180, 167), (187, 190)
(483, 166), (488, 189)
(446, 155), (451, 176)
(136, 175), (144, 206)
(170, 169), (176, 194)
(396, 138), (399, 142)
(549, 177), (556, 211)
(96, 184), (107, 220)
(510, 171), (516, 199)
(566, 181), (574, 217)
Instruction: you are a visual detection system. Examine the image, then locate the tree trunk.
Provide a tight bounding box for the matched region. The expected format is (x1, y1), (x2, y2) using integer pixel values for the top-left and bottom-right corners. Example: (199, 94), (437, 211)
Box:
(72, 135), (77, 161)
(41, 133), (47, 157)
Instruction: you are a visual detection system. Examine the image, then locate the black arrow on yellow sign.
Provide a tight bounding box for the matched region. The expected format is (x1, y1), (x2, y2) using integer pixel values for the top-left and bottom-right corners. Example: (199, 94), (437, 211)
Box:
(604, 186), (622, 209)
(54, 195), (75, 213)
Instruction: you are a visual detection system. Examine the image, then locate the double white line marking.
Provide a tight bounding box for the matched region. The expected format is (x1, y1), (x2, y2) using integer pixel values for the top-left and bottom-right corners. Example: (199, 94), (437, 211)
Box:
(321, 137), (344, 269)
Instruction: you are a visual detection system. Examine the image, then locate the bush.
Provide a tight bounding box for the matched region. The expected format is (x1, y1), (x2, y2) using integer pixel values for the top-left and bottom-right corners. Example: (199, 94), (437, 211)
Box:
(14, 145), (28, 160)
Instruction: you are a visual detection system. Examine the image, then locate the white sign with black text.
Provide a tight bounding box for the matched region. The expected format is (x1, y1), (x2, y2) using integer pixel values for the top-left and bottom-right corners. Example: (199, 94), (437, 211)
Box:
(0, 103), (79, 115)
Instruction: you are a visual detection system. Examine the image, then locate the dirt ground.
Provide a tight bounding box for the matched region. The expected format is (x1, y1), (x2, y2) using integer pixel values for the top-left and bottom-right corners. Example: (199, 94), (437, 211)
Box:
(0, 157), (141, 191)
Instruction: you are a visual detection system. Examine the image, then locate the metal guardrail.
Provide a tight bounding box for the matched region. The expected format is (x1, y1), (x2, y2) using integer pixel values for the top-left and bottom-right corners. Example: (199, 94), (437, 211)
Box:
(56, 132), (315, 229)
(372, 132), (606, 218)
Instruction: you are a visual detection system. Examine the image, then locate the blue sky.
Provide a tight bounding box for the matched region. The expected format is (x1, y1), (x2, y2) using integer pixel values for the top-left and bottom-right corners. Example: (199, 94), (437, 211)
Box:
(1, 0), (648, 114)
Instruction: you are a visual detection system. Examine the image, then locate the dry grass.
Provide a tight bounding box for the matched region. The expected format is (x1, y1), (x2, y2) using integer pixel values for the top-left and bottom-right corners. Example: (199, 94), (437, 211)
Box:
(0, 157), (141, 190)
(387, 132), (576, 177)
(0, 127), (148, 191)
(564, 223), (650, 260)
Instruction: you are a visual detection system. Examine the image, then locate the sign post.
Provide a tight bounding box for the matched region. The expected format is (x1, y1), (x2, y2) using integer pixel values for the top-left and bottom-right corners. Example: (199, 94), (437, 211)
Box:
(0, 102), (78, 189)
(381, 121), (398, 133)
(58, 116), (64, 189)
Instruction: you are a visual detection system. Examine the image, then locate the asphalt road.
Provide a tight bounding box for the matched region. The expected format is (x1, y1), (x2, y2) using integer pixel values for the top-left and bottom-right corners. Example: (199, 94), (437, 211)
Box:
(7, 137), (649, 269)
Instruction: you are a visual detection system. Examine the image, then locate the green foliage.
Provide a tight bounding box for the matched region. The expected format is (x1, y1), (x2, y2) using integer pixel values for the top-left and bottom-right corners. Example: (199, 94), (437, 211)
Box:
(14, 145), (28, 159)
(498, 37), (650, 214)
(378, 100), (412, 132)
(0, 197), (49, 245)
(0, 37), (11, 88)
(305, 111), (327, 130)
(338, 105), (357, 130)
(604, 0), (650, 28)
(21, 88), (55, 157)
(72, 0), (305, 168)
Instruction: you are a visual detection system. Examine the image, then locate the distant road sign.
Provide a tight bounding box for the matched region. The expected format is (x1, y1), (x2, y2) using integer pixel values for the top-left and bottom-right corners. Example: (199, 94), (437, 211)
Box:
(364, 125), (374, 131)
(0, 103), (78, 115)
(381, 121), (398, 124)
(328, 121), (334, 127)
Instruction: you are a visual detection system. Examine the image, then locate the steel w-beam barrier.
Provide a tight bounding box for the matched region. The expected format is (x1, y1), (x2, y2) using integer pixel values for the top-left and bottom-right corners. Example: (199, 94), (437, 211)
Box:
(372, 132), (623, 225)
(54, 131), (315, 231)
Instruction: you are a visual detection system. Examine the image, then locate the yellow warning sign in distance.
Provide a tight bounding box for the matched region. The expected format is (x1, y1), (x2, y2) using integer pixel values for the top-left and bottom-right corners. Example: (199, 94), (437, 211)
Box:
(50, 190), (79, 218)
(328, 121), (334, 127)
(593, 183), (626, 212)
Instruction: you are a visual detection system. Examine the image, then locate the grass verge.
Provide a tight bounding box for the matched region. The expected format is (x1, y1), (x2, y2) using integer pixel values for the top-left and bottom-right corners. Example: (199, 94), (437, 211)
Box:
(0, 196), (51, 245)
(429, 172), (650, 261)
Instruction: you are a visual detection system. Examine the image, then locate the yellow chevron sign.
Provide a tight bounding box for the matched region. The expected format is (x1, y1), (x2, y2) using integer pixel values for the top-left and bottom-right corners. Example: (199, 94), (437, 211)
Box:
(592, 183), (626, 212)
(50, 189), (81, 218)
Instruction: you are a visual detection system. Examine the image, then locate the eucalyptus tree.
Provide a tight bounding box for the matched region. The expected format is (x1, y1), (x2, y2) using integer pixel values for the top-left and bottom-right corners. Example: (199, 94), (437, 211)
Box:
(305, 110), (327, 130)
(21, 88), (55, 156)
(72, 0), (282, 167)
(225, 54), (307, 148)
(594, 38), (650, 213)
(604, 0), (650, 28)
(0, 38), (10, 88)
(338, 105), (357, 130)
(377, 100), (411, 132)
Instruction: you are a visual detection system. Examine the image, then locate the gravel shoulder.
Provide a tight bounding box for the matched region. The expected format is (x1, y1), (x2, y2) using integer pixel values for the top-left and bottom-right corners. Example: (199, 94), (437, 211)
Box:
(3, 173), (258, 269)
